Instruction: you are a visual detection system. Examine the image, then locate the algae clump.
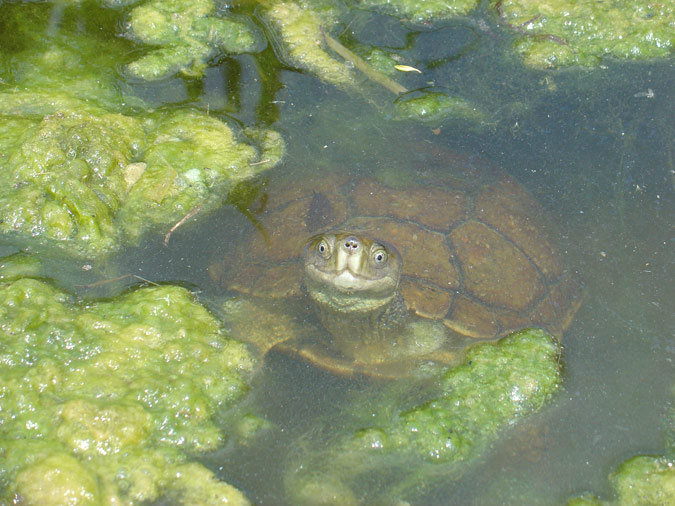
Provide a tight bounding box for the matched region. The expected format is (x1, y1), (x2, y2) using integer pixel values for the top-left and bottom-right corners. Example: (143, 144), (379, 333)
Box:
(125, 0), (264, 81)
(285, 328), (562, 504)
(261, 0), (357, 88)
(567, 455), (675, 506)
(119, 109), (285, 243)
(0, 106), (284, 256)
(0, 277), (256, 505)
(611, 456), (675, 505)
(0, 4), (284, 257)
(395, 90), (487, 124)
(0, 111), (145, 253)
(496, 0), (674, 68)
(356, 0), (481, 24)
(0, 5), (138, 113)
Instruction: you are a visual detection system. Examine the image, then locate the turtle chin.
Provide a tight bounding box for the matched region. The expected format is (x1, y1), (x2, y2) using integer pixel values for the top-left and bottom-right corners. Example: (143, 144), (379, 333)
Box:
(304, 269), (409, 363)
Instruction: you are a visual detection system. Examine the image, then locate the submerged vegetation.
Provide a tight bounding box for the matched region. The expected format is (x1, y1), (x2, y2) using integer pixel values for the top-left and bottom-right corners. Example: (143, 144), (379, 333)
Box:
(285, 329), (562, 503)
(357, 0), (481, 23)
(0, 99), (283, 257)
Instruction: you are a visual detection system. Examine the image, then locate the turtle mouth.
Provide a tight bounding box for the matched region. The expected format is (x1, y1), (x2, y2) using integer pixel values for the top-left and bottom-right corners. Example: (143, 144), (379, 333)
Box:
(304, 265), (398, 312)
(305, 263), (397, 296)
(303, 232), (401, 313)
(324, 267), (392, 291)
(329, 270), (365, 291)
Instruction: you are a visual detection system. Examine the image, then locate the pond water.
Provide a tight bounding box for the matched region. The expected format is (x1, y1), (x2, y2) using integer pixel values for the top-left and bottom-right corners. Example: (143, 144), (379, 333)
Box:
(0, 2), (673, 505)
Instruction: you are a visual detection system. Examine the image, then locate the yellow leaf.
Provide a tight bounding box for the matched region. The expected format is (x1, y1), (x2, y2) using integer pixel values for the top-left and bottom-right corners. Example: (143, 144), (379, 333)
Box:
(394, 64), (422, 74)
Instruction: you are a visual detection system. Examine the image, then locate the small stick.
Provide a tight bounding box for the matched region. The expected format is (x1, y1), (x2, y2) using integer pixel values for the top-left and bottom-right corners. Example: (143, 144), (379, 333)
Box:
(164, 201), (205, 246)
(321, 29), (408, 95)
(78, 274), (159, 289)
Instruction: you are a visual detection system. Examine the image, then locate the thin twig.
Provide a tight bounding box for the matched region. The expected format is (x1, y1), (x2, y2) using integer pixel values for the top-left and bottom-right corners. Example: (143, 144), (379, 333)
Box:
(77, 274), (159, 289)
(321, 29), (408, 95)
(164, 201), (205, 246)
(517, 14), (541, 29)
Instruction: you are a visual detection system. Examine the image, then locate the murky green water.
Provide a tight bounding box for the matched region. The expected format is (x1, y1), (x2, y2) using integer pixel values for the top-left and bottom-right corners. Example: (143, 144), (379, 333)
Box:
(1, 1), (672, 505)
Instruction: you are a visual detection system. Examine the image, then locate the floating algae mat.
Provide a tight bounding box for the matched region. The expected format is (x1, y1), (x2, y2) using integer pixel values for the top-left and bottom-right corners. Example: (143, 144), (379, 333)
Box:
(0, 3), (283, 258)
(0, 273), (256, 505)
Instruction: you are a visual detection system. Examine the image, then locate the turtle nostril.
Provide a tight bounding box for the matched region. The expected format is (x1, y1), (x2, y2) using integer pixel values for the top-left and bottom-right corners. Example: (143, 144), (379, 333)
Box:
(344, 239), (359, 251)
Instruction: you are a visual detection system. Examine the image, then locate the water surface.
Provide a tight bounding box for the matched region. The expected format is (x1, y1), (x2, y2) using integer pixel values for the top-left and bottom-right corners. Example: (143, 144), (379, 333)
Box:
(1, 2), (672, 504)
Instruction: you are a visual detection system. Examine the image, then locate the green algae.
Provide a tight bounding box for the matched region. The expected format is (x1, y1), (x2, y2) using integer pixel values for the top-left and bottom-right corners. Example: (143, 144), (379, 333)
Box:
(119, 109), (284, 243)
(0, 101), (283, 257)
(0, 5), (136, 112)
(0, 253), (43, 282)
(356, 47), (402, 76)
(356, 0), (481, 24)
(0, 110), (144, 250)
(567, 455), (675, 506)
(261, 0), (357, 88)
(0, 277), (256, 505)
(496, 0), (674, 68)
(125, 0), (264, 81)
(256, 1), (503, 124)
(285, 328), (562, 504)
(0, 4), (284, 257)
(612, 456), (675, 505)
(395, 90), (488, 124)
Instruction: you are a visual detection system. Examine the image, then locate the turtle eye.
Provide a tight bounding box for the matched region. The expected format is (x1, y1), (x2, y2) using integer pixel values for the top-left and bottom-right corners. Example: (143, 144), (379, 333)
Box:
(372, 248), (387, 265)
(317, 239), (331, 259)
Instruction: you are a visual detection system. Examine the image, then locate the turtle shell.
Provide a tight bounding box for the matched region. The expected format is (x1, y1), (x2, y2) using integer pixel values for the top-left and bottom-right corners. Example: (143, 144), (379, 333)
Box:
(217, 150), (581, 341)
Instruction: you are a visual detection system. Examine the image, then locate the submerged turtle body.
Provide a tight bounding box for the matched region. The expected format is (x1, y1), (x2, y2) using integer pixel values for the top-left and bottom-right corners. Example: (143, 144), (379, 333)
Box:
(214, 149), (581, 378)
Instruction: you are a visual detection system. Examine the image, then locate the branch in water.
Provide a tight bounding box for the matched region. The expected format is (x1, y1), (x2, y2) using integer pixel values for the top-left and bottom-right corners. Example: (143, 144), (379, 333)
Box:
(321, 29), (408, 95)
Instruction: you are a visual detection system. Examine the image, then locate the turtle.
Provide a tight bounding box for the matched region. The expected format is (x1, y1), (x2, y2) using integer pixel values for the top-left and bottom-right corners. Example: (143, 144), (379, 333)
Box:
(210, 148), (582, 378)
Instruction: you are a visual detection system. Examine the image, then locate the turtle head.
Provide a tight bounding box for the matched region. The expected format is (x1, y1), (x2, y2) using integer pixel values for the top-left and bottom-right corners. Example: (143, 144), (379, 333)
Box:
(303, 232), (401, 313)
